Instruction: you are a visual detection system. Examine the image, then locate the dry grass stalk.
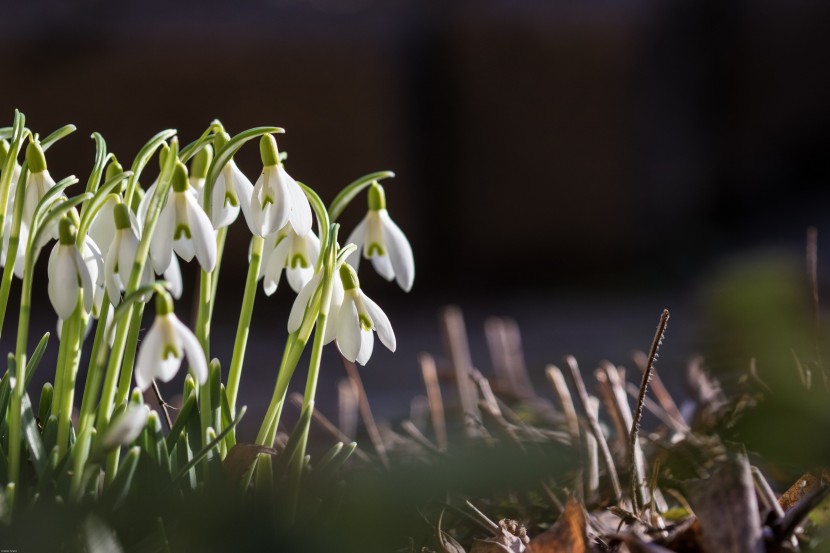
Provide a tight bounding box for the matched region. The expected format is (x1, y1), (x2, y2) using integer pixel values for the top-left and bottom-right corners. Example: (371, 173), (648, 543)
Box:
(400, 419), (446, 456)
(564, 355), (623, 503)
(632, 350), (688, 434)
(629, 309), (670, 513)
(420, 352), (449, 450)
(485, 316), (535, 400)
(343, 359), (390, 468)
(545, 365), (580, 443)
(440, 306), (482, 438)
(337, 377), (359, 439)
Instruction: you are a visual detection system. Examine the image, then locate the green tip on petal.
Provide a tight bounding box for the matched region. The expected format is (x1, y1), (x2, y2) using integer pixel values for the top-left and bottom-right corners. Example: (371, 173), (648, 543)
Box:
(155, 291), (174, 316)
(358, 314), (373, 332)
(214, 130), (230, 154)
(0, 139), (9, 165)
(158, 143), (170, 171)
(105, 158), (124, 180)
(172, 160), (189, 193)
(113, 202), (131, 230)
(339, 263), (360, 291)
(191, 144), (213, 180)
(260, 134), (280, 167)
(58, 216), (77, 245)
(368, 182), (386, 211)
(25, 139), (47, 173)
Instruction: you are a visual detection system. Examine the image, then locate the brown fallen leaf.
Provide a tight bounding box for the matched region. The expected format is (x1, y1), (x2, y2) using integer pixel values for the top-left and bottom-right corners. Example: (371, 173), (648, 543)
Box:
(528, 497), (590, 553)
(778, 470), (830, 512)
(685, 453), (764, 553)
(222, 443), (279, 484)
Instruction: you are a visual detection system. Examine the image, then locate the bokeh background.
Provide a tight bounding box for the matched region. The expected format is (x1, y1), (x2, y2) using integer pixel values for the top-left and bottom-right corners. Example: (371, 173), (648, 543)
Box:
(2, 0), (830, 438)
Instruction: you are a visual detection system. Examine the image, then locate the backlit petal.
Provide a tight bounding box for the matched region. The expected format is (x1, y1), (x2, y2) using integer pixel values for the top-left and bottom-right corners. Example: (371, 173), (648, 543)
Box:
(170, 315), (208, 385)
(362, 293), (396, 352)
(377, 210), (414, 292)
(336, 295), (361, 362)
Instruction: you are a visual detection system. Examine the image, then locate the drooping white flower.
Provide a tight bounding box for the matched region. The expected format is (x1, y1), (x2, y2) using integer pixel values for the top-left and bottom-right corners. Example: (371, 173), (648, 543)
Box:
(245, 134), (311, 238)
(345, 182), (414, 292)
(332, 263), (395, 365)
(105, 202), (151, 306)
(149, 160), (216, 273)
(260, 223), (320, 295)
(193, 136), (255, 230)
(134, 293), (207, 391)
(47, 216), (94, 320)
(21, 139), (58, 229)
(100, 404), (149, 450)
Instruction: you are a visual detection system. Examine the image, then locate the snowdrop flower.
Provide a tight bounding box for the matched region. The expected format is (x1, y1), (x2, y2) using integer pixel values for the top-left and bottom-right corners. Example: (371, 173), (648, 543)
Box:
(287, 266), (345, 339)
(188, 144), (211, 194)
(245, 134), (311, 238)
(260, 223), (320, 295)
(47, 216), (94, 320)
(346, 182), (414, 292)
(21, 139), (59, 230)
(312, 263), (395, 365)
(149, 160), (217, 273)
(100, 404), (149, 450)
(105, 202), (151, 306)
(199, 133), (255, 230)
(134, 292), (207, 391)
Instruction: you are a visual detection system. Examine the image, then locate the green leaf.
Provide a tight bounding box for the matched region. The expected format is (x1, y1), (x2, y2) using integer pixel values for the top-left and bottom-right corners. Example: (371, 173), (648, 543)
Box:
(20, 392), (47, 477)
(40, 124), (77, 150)
(24, 332), (50, 389)
(170, 406), (246, 486)
(38, 382), (53, 422)
(165, 391), (196, 450)
(105, 446), (140, 510)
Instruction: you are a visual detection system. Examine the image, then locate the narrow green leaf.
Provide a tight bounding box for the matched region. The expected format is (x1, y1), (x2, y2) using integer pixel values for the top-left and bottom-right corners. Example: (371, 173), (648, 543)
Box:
(38, 382), (53, 422)
(21, 392), (47, 476)
(165, 391), (196, 450)
(24, 332), (50, 389)
(170, 406), (246, 486)
(40, 124), (77, 150)
(105, 446), (140, 510)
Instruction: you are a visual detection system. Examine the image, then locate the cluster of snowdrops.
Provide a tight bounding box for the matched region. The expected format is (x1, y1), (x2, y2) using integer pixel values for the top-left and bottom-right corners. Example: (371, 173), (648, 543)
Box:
(0, 110), (413, 517)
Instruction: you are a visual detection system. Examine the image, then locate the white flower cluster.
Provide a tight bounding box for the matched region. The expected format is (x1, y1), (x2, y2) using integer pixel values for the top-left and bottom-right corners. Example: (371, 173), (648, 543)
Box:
(0, 126), (414, 398)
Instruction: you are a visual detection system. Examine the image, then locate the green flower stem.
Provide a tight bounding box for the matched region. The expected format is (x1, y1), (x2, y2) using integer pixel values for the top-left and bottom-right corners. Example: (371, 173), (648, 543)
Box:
(114, 306), (143, 406)
(209, 227), (228, 320)
(7, 186), (82, 492)
(96, 139), (178, 484)
(226, 235), (264, 414)
(56, 298), (84, 457)
(77, 292), (111, 433)
(255, 335), (304, 447)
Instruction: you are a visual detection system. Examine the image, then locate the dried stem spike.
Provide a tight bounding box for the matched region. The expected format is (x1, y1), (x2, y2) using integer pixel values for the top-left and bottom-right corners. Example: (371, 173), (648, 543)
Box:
(629, 309), (670, 513)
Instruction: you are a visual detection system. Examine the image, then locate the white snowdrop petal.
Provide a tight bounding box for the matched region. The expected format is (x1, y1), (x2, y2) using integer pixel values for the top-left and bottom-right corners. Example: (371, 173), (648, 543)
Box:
(370, 254), (395, 281)
(286, 265), (314, 293)
(336, 296), (361, 362)
(134, 322), (164, 390)
(282, 167), (312, 237)
(356, 329), (374, 366)
(170, 315), (208, 385)
(137, 180), (158, 225)
(379, 210), (415, 292)
(150, 199), (175, 273)
(288, 273), (320, 333)
(104, 243), (122, 306)
(362, 293), (396, 352)
(263, 166), (291, 236)
(163, 255), (183, 299)
(102, 405), (150, 450)
(344, 216), (368, 271)
(185, 194), (217, 271)
(75, 249), (95, 314)
(48, 246), (79, 319)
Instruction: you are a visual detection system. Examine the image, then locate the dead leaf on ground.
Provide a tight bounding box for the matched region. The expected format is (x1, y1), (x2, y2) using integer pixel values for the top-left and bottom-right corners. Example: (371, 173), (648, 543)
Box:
(222, 443), (279, 483)
(528, 497), (590, 553)
(778, 470), (829, 512)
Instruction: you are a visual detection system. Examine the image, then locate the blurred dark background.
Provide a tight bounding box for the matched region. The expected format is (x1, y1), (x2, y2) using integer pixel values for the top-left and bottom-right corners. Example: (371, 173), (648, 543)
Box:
(2, 0), (830, 430)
